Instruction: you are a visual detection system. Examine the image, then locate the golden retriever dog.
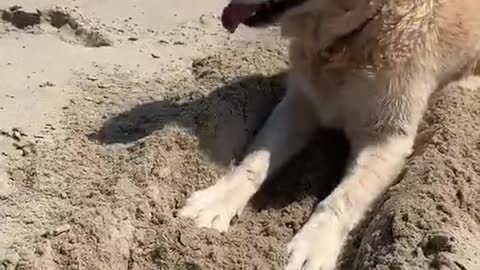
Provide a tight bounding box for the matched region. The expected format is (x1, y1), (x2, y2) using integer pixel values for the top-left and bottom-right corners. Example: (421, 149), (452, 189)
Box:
(180, 0), (480, 269)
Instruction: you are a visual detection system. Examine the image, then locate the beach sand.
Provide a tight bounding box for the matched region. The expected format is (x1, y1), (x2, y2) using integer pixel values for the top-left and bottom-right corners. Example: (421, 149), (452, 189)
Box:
(1, 1), (479, 269)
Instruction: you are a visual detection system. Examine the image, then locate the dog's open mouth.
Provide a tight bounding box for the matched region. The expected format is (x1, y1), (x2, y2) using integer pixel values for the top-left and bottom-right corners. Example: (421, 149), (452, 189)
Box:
(221, 0), (305, 33)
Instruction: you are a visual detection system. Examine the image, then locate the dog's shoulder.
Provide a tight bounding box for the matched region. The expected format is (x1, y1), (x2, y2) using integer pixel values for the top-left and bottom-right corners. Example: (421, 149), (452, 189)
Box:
(289, 0), (480, 79)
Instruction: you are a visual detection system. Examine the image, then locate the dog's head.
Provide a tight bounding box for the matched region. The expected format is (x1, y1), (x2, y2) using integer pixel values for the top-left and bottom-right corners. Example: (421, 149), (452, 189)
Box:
(221, 0), (325, 33)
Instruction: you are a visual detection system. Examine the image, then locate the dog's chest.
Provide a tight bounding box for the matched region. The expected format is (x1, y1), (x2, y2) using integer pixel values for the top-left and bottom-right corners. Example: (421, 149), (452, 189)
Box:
(303, 92), (343, 129)
(287, 37), (407, 131)
(296, 71), (371, 130)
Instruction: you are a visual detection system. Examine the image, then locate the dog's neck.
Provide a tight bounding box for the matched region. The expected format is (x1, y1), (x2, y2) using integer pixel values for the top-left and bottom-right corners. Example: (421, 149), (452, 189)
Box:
(280, 0), (385, 52)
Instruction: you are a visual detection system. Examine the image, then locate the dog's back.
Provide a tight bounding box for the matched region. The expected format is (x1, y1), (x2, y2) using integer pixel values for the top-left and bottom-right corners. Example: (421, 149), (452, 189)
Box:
(434, 0), (480, 79)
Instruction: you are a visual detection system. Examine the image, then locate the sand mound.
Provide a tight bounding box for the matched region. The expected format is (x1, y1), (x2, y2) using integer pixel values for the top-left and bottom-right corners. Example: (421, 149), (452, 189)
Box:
(1, 6), (113, 47)
(1, 11), (479, 270)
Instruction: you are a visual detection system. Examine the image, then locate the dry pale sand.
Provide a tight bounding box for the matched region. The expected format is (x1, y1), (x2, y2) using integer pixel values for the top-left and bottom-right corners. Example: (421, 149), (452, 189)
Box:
(0, 1), (479, 270)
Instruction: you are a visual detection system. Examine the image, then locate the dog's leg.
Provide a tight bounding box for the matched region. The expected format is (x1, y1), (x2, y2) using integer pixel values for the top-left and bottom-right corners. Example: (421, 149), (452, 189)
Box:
(180, 74), (318, 232)
(286, 134), (414, 270)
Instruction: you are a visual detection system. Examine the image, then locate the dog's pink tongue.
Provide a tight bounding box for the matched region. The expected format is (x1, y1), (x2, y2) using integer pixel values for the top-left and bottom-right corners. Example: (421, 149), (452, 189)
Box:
(221, 3), (256, 33)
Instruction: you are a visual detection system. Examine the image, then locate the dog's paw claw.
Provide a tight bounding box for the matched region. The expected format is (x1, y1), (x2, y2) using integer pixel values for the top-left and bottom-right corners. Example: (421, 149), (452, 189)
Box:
(179, 180), (251, 232)
(285, 212), (345, 270)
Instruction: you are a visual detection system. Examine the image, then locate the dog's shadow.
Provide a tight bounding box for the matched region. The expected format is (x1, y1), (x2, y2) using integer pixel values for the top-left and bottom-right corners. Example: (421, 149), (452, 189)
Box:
(91, 72), (350, 210)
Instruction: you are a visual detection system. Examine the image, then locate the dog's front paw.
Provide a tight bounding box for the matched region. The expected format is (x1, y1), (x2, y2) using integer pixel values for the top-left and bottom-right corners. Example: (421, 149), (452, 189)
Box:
(286, 211), (346, 270)
(179, 177), (254, 232)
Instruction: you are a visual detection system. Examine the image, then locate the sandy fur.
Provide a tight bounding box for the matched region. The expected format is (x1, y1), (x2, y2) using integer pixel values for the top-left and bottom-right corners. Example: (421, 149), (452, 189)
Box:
(180, 0), (480, 269)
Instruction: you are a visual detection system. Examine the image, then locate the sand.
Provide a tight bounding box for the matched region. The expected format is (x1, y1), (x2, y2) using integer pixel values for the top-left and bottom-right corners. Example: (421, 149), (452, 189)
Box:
(0, 1), (479, 270)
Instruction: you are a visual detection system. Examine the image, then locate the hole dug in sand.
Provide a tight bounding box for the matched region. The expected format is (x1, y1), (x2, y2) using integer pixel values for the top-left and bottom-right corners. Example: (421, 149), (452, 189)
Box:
(0, 6), (113, 47)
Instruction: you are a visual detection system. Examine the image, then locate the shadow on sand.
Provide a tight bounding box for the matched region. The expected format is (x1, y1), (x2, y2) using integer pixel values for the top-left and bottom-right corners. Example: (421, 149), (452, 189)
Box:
(90, 72), (350, 211)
